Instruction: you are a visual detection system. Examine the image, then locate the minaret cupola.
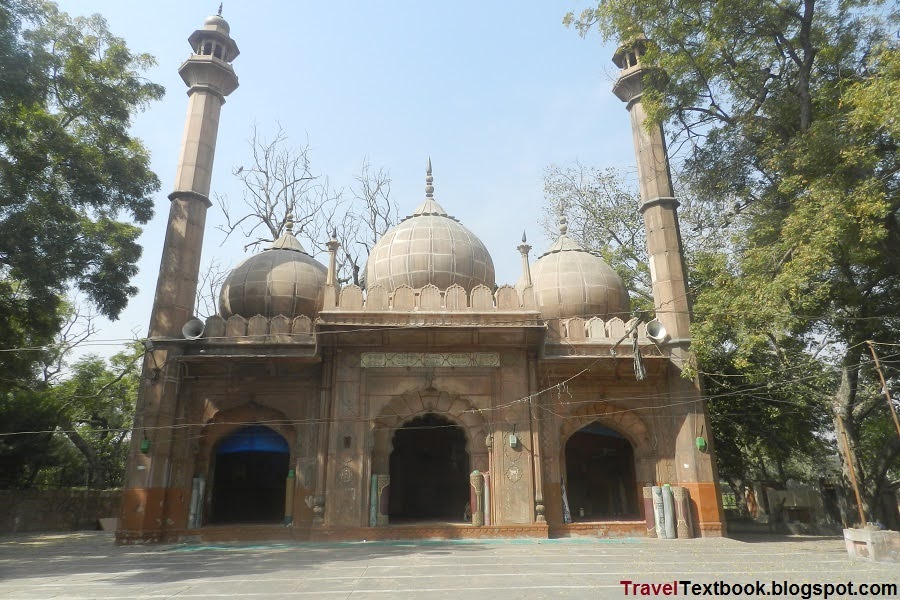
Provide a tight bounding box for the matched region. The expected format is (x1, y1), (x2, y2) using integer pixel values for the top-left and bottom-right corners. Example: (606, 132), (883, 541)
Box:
(191, 5), (240, 61)
(181, 7), (240, 98)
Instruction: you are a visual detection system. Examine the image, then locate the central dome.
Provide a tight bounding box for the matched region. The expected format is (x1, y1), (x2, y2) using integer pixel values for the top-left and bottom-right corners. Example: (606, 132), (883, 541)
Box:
(365, 164), (495, 292)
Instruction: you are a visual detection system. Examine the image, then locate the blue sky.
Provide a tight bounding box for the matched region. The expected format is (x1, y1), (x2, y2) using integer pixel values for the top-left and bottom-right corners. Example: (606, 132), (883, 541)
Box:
(53, 1), (636, 355)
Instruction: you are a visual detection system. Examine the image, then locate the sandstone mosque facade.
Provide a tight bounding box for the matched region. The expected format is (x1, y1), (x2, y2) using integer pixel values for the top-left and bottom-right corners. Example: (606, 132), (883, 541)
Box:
(117, 14), (725, 543)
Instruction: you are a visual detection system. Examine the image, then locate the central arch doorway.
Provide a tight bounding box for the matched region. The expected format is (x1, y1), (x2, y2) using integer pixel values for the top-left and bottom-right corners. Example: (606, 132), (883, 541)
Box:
(210, 425), (289, 524)
(389, 413), (469, 523)
(564, 422), (638, 520)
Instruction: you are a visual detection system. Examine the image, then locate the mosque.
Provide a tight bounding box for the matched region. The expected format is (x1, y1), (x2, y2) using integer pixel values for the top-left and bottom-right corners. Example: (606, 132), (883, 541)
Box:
(117, 13), (725, 543)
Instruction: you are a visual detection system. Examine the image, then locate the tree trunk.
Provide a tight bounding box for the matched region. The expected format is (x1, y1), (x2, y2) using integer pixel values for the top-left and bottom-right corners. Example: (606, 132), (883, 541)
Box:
(729, 478), (751, 518)
(64, 426), (106, 489)
(833, 361), (871, 526)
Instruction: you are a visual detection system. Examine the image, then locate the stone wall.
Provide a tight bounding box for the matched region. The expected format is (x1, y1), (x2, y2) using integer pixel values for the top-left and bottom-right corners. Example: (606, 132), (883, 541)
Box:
(0, 490), (121, 533)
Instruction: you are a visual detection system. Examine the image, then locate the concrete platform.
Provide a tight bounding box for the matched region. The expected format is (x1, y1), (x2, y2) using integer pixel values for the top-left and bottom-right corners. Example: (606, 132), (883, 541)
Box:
(0, 531), (898, 599)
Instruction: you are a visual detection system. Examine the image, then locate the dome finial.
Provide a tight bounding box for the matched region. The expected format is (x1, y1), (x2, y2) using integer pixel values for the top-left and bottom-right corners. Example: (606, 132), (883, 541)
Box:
(558, 213), (568, 236)
(217, 2), (223, 16)
(425, 157), (434, 198)
(285, 213), (294, 234)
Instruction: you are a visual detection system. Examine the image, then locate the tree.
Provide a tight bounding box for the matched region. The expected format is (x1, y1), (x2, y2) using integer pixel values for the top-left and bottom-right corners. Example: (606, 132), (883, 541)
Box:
(567, 0), (900, 522)
(212, 124), (397, 294)
(217, 124), (338, 253)
(46, 344), (141, 488)
(332, 160), (398, 287)
(0, 305), (141, 489)
(0, 0), (163, 394)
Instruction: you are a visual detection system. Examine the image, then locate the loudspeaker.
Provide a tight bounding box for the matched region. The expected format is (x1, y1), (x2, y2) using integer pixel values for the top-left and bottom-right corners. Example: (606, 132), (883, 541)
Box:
(646, 320), (669, 344)
(182, 318), (205, 340)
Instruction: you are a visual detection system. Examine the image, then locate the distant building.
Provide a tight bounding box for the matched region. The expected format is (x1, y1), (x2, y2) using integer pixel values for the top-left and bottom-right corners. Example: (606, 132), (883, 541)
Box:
(117, 15), (724, 543)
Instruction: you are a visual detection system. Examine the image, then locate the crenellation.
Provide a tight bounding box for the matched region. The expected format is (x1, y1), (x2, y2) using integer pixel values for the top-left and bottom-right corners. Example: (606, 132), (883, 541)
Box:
(224, 314), (247, 337)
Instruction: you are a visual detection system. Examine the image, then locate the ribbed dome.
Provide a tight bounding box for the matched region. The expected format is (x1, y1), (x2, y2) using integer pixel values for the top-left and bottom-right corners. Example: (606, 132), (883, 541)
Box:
(219, 230), (327, 318)
(528, 219), (630, 320)
(365, 197), (495, 293)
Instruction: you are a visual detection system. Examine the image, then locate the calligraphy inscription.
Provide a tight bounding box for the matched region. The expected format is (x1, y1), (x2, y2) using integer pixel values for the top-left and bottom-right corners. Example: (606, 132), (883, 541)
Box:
(360, 352), (500, 368)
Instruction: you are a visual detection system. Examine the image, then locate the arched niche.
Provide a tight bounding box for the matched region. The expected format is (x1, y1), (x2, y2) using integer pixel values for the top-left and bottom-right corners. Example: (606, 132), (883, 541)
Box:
(563, 421), (639, 521)
(388, 413), (470, 522)
(208, 425), (290, 524)
(550, 400), (654, 523)
(196, 404), (297, 525)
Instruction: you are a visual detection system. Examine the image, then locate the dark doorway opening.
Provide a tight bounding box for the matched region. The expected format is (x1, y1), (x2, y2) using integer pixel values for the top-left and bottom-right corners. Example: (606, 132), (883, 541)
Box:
(210, 425), (289, 524)
(389, 413), (469, 523)
(565, 422), (638, 521)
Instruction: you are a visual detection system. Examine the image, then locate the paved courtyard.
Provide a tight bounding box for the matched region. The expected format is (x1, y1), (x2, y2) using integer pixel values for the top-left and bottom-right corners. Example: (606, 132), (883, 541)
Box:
(0, 532), (897, 599)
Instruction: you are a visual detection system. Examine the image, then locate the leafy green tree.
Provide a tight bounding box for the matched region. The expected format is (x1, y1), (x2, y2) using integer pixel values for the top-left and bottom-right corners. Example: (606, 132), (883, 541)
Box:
(0, 0), (163, 392)
(47, 345), (141, 488)
(0, 1), (161, 488)
(0, 298), (141, 489)
(567, 0), (900, 522)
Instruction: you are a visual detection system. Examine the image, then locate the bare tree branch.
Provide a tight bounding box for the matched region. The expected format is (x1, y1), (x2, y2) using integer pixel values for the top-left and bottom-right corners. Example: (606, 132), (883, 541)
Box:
(215, 126), (398, 291)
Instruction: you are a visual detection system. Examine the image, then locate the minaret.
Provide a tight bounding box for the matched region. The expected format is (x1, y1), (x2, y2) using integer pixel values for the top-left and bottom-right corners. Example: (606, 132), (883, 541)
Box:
(150, 12), (239, 338)
(612, 38), (725, 537)
(611, 38), (688, 343)
(118, 13), (238, 543)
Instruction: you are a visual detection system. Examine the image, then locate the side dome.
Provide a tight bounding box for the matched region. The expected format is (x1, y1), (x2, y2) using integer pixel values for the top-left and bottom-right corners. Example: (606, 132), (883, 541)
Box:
(219, 227), (327, 318)
(529, 217), (630, 320)
(365, 163), (495, 292)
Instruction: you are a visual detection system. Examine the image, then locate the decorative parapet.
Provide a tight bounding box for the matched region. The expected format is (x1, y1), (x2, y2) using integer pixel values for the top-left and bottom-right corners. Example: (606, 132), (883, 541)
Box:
(323, 283), (536, 312)
(542, 316), (668, 361)
(547, 316), (654, 344)
(317, 283), (542, 328)
(198, 314), (315, 344)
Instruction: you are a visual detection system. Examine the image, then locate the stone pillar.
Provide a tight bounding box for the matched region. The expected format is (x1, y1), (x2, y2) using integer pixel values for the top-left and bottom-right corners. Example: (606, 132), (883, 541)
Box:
(470, 471), (485, 526)
(612, 38), (724, 537)
(313, 348), (336, 525)
(118, 14), (239, 544)
(527, 353), (545, 523)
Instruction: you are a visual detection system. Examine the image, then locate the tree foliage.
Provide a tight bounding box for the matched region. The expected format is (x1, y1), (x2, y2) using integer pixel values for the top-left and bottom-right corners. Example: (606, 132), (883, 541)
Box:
(0, 0), (163, 389)
(567, 0), (900, 522)
(0, 340), (141, 489)
(0, 0), (160, 488)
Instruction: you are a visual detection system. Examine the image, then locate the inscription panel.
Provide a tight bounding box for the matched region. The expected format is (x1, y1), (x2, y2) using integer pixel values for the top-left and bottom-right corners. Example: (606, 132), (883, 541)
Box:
(361, 352), (500, 368)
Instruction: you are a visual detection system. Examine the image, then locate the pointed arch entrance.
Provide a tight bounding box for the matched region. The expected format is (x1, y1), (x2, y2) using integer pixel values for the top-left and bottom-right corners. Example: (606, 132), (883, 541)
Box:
(389, 413), (470, 522)
(564, 422), (639, 520)
(371, 389), (490, 525)
(210, 425), (290, 524)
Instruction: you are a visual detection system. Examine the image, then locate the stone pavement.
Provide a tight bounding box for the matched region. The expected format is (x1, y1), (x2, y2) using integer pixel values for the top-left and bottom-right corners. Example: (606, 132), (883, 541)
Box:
(0, 532), (898, 599)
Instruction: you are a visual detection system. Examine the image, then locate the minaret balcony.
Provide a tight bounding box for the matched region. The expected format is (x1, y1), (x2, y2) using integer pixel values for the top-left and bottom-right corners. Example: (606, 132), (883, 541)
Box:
(178, 55), (239, 97)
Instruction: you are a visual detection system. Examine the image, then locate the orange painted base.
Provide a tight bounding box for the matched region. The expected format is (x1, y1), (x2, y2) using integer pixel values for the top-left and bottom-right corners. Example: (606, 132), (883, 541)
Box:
(116, 487), (191, 545)
(679, 481), (726, 537)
